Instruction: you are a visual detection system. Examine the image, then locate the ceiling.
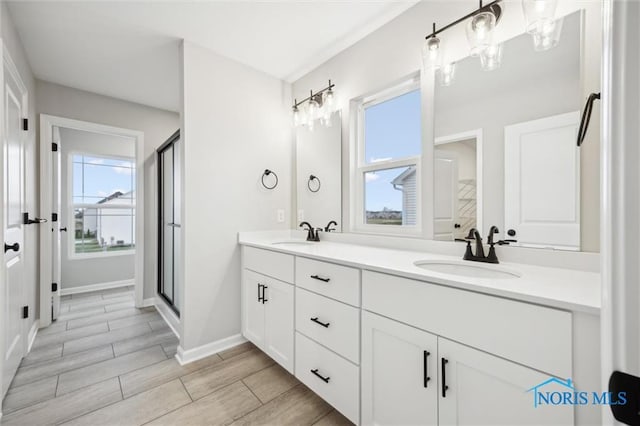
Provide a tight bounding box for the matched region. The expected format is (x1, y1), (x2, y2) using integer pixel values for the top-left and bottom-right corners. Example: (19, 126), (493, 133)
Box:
(7, 0), (419, 112)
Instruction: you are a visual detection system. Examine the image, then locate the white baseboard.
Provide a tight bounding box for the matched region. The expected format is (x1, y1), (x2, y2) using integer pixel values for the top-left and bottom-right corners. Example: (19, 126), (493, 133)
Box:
(61, 279), (134, 296)
(176, 334), (247, 365)
(27, 320), (39, 353)
(141, 298), (156, 308)
(153, 297), (180, 339)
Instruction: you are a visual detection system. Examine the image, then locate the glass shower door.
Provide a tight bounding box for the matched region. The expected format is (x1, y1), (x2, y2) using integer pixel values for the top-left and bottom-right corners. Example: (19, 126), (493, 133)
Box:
(158, 131), (180, 314)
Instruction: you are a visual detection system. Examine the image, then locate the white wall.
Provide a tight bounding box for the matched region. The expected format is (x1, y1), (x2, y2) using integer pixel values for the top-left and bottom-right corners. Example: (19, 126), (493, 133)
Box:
(58, 127), (135, 290)
(35, 81), (180, 299)
(292, 0), (602, 252)
(2, 2), (38, 336)
(180, 41), (292, 351)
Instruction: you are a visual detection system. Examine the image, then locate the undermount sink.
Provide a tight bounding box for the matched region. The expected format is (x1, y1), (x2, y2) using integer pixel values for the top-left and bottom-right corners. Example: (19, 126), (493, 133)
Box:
(413, 260), (521, 279)
(271, 240), (314, 247)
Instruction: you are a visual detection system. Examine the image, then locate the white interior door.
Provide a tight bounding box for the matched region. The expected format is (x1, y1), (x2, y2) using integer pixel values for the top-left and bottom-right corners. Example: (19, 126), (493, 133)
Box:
(434, 150), (459, 241)
(51, 127), (61, 320)
(3, 62), (26, 396)
(504, 112), (580, 250)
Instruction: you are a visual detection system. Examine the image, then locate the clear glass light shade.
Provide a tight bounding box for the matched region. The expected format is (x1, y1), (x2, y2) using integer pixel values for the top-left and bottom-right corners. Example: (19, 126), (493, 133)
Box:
(531, 17), (563, 51)
(480, 43), (503, 71)
(522, 0), (559, 34)
(292, 106), (302, 127)
(422, 36), (441, 68)
(466, 11), (496, 57)
(323, 89), (336, 113)
(439, 62), (456, 86)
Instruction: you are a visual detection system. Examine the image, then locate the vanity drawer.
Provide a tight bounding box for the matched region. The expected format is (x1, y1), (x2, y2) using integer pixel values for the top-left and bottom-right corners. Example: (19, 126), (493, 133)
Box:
(243, 247), (294, 283)
(295, 332), (359, 424)
(295, 257), (360, 306)
(295, 288), (360, 364)
(362, 271), (572, 379)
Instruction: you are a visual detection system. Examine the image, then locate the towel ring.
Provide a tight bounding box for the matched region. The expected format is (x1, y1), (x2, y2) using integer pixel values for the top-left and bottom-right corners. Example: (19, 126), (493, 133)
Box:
(308, 175), (321, 193)
(261, 169), (278, 190)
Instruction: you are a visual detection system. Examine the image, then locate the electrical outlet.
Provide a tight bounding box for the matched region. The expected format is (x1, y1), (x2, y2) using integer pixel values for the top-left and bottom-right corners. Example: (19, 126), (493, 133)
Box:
(277, 209), (285, 223)
(297, 209), (304, 222)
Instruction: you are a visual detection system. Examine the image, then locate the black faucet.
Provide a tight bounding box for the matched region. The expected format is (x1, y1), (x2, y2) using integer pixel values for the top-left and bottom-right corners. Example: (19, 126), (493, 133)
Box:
(459, 227), (497, 264)
(299, 222), (320, 242)
(324, 221), (338, 232)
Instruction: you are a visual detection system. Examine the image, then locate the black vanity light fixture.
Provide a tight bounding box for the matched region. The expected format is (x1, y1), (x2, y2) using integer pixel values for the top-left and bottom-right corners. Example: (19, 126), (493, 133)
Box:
(292, 80), (336, 131)
(423, 0), (563, 86)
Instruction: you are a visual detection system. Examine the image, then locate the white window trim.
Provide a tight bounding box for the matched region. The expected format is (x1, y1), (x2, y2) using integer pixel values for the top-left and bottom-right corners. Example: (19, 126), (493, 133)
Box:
(68, 151), (136, 260)
(351, 77), (423, 236)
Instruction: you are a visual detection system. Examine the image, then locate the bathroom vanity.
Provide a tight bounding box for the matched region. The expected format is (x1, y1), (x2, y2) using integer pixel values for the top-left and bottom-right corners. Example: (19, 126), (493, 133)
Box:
(239, 231), (600, 425)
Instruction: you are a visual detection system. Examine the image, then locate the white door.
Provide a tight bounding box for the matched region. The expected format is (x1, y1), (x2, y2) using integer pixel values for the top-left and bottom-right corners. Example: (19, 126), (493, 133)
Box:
(263, 278), (294, 373)
(434, 150), (459, 241)
(361, 311), (438, 426)
(438, 338), (573, 426)
(51, 127), (61, 320)
(242, 269), (265, 349)
(3, 62), (27, 396)
(504, 112), (580, 250)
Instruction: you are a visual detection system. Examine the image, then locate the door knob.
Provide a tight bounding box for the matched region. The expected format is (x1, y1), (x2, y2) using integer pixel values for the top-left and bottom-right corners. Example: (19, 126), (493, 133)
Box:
(60, 227), (67, 232)
(507, 229), (516, 237)
(454, 223), (461, 229)
(4, 242), (19, 253)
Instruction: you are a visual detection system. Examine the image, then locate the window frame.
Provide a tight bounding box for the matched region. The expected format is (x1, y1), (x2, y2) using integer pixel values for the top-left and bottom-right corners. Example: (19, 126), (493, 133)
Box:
(352, 77), (423, 236)
(68, 151), (136, 260)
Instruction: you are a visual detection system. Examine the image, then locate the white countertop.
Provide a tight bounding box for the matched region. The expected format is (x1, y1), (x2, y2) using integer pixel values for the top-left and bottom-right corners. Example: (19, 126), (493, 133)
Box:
(238, 231), (600, 315)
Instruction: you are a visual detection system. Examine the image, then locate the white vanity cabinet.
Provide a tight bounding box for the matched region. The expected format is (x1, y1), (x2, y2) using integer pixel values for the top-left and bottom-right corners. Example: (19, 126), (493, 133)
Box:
(242, 248), (295, 373)
(240, 241), (599, 426)
(361, 311), (439, 426)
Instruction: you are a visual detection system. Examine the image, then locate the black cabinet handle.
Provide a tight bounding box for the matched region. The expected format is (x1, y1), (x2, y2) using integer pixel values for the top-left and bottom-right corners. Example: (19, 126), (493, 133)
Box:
(60, 227), (68, 232)
(257, 283), (263, 302)
(311, 369), (330, 383)
(310, 317), (330, 328)
(423, 350), (431, 388)
(261, 285), (268, 303)
(4, 242), (19, 253)
(310, 274), (330, 283)
(442, 358), (449, 398)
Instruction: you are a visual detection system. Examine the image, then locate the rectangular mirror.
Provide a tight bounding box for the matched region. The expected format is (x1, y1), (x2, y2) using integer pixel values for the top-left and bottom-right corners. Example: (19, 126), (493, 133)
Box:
(433, 10), (586, 251)
(296, 112), (342, 231)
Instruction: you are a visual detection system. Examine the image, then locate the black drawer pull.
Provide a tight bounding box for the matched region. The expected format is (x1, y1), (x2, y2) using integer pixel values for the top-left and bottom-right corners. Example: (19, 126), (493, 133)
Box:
(423, 350), (431, 388)
(442, 358), (449, 398)
(257, 283), (262, 302)
(261, 285), (268, 304)
(310, 317), (330, 328)
(311, 369), (330, 383)
(310, 274), (330, 283)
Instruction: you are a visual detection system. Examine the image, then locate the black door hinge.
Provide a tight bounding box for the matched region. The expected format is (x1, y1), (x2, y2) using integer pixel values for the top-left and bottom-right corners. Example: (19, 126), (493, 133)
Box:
(22, 306), (28, 319)
(52, 142), (58, 152)
(52, 283), (58, 292)
(52, 213), (58, 222)
(22, 118), (28, 131)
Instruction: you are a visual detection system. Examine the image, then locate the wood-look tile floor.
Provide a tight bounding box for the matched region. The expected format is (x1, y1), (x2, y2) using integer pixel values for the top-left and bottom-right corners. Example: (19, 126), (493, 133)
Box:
(2, 287), (352, 426)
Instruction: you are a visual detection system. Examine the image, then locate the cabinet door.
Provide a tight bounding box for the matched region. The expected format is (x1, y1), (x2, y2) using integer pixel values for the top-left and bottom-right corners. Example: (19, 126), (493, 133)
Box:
(438, 338), (574, 425)
(242, 270), (265, 348)
(361, 311), (438, 426)
(264, 278), (294, 373)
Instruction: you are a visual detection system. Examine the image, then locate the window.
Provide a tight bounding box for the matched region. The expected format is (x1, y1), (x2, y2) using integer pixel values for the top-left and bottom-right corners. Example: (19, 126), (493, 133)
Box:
(355, 81), (422, 233)
(72, 154), (135, 256)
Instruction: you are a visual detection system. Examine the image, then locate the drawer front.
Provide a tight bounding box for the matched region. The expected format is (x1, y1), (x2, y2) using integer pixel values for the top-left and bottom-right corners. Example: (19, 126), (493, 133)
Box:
(362, 271), (572, 379)
(295, 288), (360, 364)
(295, 257), (360, 306)
(243, 246), (294, 283)
(295, 333), (359, 424)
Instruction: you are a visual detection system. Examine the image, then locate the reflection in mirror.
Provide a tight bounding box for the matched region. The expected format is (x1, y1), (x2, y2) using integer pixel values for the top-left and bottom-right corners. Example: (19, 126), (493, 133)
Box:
(296, 112), (342, 231)
(433, 11), (584, 251)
